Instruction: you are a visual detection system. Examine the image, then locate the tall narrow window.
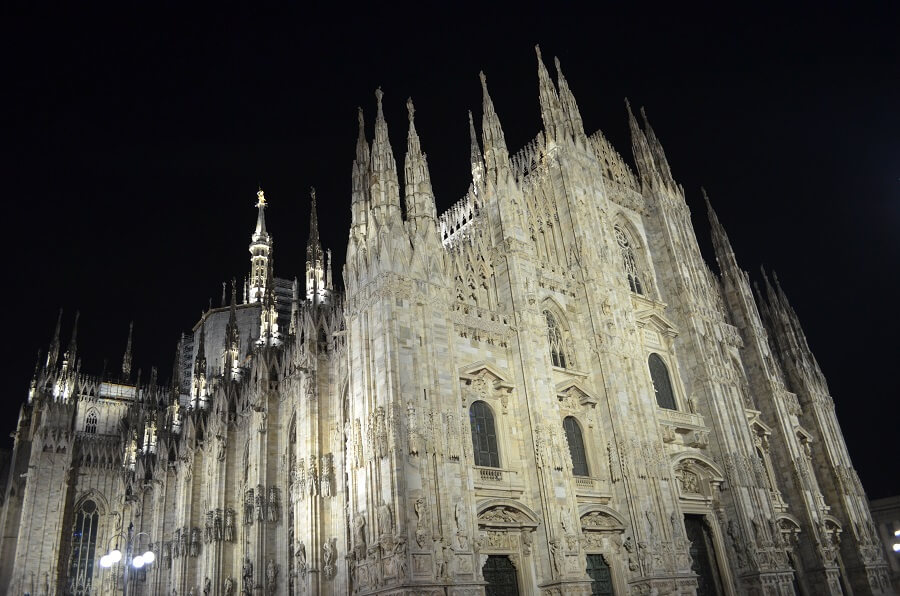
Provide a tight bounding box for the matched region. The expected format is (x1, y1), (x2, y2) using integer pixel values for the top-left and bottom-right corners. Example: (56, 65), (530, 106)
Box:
(614, 225), (644, 295)
(68, 499), (99, 596)
(649, 354), (676, 410)
(469, 401), (500, 468)
(563, 416), (589, 476)
(544, 310), (567, 368)
(84, 410), (98, 434)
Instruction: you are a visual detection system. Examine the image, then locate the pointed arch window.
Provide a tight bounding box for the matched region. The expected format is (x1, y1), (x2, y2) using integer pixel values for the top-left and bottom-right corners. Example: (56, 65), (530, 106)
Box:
(563, 416), (589, 476)
(469, 401), (500, 468)
(544, 310), (568, 368)
(68, 499), (99, 595)
(614, 225), (644, 295)
(84, 409), (98, 434)
(649, 354), (676, 410)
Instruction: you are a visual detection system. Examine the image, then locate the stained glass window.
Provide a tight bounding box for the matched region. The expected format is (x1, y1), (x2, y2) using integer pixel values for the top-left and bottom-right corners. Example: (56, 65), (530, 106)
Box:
(68, 500), (99, 596)
(84, 410), (98, 434)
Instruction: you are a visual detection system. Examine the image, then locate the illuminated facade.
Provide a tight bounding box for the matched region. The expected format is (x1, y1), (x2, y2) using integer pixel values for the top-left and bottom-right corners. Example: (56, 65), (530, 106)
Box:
(0, 47), (892, 595)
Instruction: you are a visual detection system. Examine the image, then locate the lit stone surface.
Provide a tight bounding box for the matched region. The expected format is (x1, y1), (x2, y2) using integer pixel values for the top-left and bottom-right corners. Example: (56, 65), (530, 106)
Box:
(0, 48), (892, 596)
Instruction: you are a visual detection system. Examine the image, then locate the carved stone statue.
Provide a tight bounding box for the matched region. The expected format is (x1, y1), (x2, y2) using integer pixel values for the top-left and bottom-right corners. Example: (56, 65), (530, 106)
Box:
(265, 559), (278, 595)
(296, 541), (308, 577)
(323, 538), (336, 577)
(203, 577), (211, 596)
(224, 508), (234, 542)
(190, 526), (201, 557)
(378, 502), (392, 536)
(297, 458), (306, 498)
(267, 486), (279, 522)
(241, 557), (253, 596)
(320, 454), (332, 497)
(205, 511), (214, 542)
(308, 459), (318, 497)
(255, 484), (265, 522)
(353, 515), (366, 558)
(223, 576), (233, 596)
(244, 489), (254, 524)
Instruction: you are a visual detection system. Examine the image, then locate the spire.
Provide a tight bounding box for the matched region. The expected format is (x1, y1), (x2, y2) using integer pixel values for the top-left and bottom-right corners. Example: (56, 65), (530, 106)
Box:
(224, 283), (241, 380)
(46, 308), (63, 370)
(351, 107), (371, 235)
(626, 98), (655, 186)
(639, 107), (674, 182)
(479, 71), (510, 177)
(249, 187), (273, 303)
(553, 55), (585, 141)
(403, 97), (436, 232)
(468, 110), (484, 185)
(306, 187), (328, 304)
(171, 336), (184, 396)
(122, 321), (134, 380)
(63, 310), (80, 368)
(535, 45), (567, 144)
(191, 323), (208, 409)
(369, 88), (402, 224)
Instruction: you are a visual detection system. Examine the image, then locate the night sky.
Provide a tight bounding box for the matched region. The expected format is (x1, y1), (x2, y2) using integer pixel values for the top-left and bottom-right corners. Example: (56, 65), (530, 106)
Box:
(3, 7), (898, 498)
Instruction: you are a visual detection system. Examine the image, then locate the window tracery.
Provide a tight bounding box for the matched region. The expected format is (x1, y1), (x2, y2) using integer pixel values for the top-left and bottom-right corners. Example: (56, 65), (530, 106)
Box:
(544, 310), (576, 369)
(67, 499), (99, 595)
(614, 224), (644, 295)
(84, 410), (98, 434)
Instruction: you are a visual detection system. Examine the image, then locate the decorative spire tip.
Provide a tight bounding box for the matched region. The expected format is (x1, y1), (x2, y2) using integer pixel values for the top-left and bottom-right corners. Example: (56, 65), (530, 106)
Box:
(406, 97), (415, 122)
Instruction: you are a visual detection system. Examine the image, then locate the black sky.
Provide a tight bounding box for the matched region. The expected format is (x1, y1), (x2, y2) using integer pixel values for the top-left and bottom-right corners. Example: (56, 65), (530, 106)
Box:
(2, 6), (898, 497)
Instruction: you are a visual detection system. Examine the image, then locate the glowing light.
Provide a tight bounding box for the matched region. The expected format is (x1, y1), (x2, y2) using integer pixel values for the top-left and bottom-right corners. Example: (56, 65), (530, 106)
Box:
(132, 555), (145, 568)
(893, 543), (900, 553)
(99, 555), (112, 568)
(143, 550), (155, 564)
(895, 529), (900, 537)
(109, 549), (122, 563)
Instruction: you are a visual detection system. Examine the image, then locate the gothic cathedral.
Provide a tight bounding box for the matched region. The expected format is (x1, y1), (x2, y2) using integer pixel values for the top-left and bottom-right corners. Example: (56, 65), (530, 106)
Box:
(0, 47), (891, 596)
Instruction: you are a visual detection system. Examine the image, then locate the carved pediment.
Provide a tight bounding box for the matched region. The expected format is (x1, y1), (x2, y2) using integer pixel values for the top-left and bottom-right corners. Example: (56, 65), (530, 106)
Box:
(555, 380), (598, 409)
(460, 362), (515, 406)
(634, 307), (678, 339)
(476, 498), (540, 530)
(578, 505), (625, 532)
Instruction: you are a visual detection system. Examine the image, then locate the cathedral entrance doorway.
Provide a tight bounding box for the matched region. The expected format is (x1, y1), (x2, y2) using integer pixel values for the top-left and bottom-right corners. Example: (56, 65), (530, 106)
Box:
(684, 514), (724, 596)
(483, 555), (519, 595)
(586, 553), (614, 595)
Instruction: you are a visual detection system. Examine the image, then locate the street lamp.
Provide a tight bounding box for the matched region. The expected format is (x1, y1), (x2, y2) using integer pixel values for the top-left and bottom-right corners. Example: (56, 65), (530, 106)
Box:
(98, 522), (155, 596)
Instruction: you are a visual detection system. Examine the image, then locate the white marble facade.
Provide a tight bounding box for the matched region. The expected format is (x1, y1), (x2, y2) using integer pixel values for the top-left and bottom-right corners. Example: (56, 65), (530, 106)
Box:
(0, 47), (893, 595)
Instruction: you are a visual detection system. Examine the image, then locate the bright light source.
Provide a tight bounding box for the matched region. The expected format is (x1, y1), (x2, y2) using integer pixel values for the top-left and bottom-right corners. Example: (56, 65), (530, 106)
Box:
(143, 550), (155, 564)
(132, 555), (145, 568)
(893, 543), (900, 553)
(109, 549), (122, 563)
(894, 529), (900, 537)
(99, 555), (112, 568)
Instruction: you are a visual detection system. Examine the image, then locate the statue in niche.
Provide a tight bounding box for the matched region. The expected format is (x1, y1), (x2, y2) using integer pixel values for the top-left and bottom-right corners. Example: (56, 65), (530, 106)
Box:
(308, 459), (318, 497)
(267, 486), (279, 522)
(202, 577), (211, 596)
(560, 506), (575, 536)
(323, 538), (336, 577)
(223, 577), (233, 596)
(223, 509), (234, 542)
(296, 541), (308, 577)
(455, 501), (469, 549)
(378, 502), (392, 537)
(414, 498), (429, 548)
(204, 511), (214, 542)
(255, 484), (265, 522)
(320, 454), (332, 497)
(297, 458), (306, 498)
(353, 515), (366, 558)
(265, 559), (278, 595)
(374, 407), (388, 458)
(241, 557), (253, 596)
(190, 527), (201, 557)
(244, 489), (254, 524)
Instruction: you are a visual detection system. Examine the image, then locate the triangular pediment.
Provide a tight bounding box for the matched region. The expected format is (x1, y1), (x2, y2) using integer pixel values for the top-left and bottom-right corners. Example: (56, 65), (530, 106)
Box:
(459, 361), (514, 392)
(634, 307), (678, 338)
(555, 380), (598, 408)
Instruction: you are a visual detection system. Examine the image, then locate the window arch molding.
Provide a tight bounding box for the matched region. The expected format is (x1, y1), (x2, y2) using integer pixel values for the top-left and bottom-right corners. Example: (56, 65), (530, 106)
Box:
(612, 218), (652, 297)
(66, 493), (107, 596)
(648, 352), (678, 410)
(541, 300), (578, 370)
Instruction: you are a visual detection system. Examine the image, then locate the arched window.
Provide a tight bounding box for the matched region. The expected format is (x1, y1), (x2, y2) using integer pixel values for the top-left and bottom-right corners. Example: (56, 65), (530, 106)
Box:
(469, 401), (500, 468)
(544, 310), (567, 368)
(614, 225), (644, 295)
(84, 410), (98, 434)
(649, 354), (676, 410)
(563, 416), (589, 476)
(68, 499), (99, 595)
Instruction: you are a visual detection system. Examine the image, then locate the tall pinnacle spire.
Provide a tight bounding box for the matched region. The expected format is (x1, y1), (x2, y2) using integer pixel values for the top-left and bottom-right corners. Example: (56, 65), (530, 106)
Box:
(63, 311), (80, 368)
(404, 97), (437, 234)
(479, 71), (509, 177)
(535, 45), (567, 144)
(191, 323), (208, 408)
(640, 107), (674, 182)
(306, 187), (329, 304)
(122, 321), (134, 380)
(249, 187), (273, 303)
(468, 110), (484, 185)
(626, 98), (655, 186)
(704, 188), (742, 280)
(369, 88), (402, 225)
(553, 55), (585, 141)
(46, 308), (63, 370)
(224, 283), (242, 380)
(351, 107), (371, 234)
